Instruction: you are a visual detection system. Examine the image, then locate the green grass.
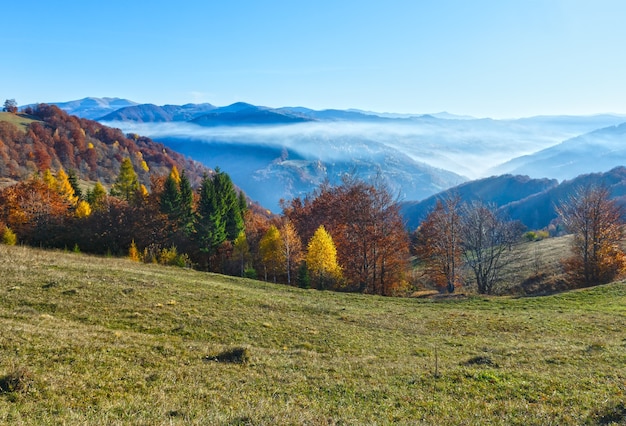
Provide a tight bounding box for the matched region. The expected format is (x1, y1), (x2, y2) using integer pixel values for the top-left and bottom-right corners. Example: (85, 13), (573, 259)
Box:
(0, 244), (625, 425)
(0, 112), (39, 132)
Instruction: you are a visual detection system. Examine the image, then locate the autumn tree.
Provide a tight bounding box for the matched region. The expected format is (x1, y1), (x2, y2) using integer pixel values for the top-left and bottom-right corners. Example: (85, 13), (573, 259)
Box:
(306, 225), (342, 289)
(283, 176), (409, 294)
(3, 99), (17, 114)
(281, 220), (303, 285)
(259, 225), (285, 282)
(556, 184), (626, 286)
(232, 231), (250, 277)
(460, 201), (521, 294)
(110, 157), (140, 203)
(414, 195), (462, 293)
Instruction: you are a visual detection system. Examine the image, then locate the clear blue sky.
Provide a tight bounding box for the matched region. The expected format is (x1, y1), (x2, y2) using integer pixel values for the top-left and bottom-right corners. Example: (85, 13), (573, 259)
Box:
(3, 0), (626, 118)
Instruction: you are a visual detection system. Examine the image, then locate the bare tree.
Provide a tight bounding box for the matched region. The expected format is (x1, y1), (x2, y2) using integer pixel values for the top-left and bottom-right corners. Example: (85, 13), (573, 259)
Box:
(414, 194), (462, 293)
(460, 201), (521, 294)
(556, 184), (626, 286)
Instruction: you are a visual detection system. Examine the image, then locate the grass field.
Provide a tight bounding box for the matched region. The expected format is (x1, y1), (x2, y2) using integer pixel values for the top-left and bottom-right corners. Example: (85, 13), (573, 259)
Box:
(0, 244), (625, 425)
(0, 112), (39, 132)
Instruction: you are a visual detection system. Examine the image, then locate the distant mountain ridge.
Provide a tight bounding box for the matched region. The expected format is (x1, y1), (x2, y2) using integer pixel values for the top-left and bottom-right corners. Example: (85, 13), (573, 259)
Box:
(401, 167), (626, 230)
(24, 97), (138, 120)
(492, 122), (626, 181)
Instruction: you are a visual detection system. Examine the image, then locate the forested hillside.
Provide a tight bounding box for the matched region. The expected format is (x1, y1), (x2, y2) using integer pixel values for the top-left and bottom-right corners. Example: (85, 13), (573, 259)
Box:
(0, 105), (208, 188)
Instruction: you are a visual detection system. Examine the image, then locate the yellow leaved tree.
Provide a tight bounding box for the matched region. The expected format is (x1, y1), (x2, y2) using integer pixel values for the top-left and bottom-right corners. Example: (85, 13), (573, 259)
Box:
(306, 225), (342, 289)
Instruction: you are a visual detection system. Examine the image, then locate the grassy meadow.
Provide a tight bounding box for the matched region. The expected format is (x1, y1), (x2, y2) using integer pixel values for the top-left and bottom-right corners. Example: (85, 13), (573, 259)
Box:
(0, 243), (625, 425)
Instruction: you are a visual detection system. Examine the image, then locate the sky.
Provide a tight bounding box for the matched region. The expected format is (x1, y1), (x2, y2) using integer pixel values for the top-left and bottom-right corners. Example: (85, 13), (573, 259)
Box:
(3, 0), (626, 118)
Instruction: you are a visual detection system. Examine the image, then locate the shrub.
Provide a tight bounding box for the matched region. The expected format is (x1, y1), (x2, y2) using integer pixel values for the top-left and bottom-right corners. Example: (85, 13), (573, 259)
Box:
(128, 240), (141, 262)
(2, 226), (17, 245)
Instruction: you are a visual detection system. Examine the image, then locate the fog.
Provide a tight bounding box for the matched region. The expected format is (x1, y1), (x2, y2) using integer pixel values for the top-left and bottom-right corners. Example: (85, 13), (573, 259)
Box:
(102, 119), (573, 179)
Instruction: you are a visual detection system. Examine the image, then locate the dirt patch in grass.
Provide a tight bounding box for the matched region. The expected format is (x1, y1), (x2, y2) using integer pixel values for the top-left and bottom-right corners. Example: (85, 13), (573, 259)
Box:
(0, 367), (32, 394)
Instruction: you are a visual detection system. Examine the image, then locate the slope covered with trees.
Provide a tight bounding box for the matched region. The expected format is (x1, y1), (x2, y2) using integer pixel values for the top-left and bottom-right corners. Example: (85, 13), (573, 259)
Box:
(0, 104), (208, 187)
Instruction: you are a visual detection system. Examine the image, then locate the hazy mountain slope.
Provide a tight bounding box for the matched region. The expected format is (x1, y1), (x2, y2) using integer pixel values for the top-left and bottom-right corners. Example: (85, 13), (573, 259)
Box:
(191, 103), (314, 126)
(159, 133), (466, 211)
(502, 166), (626, 230)
(98, 103), (216, 122)
(400, 174), (559, 230)
(36, 97), (138, 120)
(401, 166), (626, 231)
(491, 122), (626, 180)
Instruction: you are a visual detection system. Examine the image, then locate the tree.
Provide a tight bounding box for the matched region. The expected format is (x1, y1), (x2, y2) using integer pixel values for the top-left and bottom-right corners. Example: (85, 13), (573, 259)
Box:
(3, 99), (17, 114)
(196, 173), (227, 261)
(110, 158), (140, 203)
(282, 176), (409, 294)
(460, 201), (521, 294)
(178, 170), (195, 235)
(259, 225), (285, 282)
(281, 220), (303, 285)
(160, 169), (182, 218)
(556, 184), (626, 286)
(306, 225), (342, 289)
(232, 231), (250, 277)
(87, 181), (107, 211)
(414, 195), (462, 293)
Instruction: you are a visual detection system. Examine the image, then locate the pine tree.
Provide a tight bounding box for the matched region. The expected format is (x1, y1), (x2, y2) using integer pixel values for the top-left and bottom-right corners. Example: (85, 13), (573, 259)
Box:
(56, 169), (78, 205)
(160, 170), (181, 218)
(196, 173), (227, 258)
(87, 181), (107, 211)
(67, 169), (83, 200)
(178, 171), (195, 235)
(110, 158), (140, 203)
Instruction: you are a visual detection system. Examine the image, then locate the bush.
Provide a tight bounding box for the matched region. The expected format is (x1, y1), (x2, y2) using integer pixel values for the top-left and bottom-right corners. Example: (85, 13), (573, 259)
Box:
(128, 240), (141, 262)
(244, 267), (257, 279)
(2, 226), (17, 245)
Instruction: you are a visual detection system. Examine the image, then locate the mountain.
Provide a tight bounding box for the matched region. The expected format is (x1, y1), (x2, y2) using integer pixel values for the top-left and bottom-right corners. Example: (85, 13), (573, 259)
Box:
(190, 103), (314, 126)
(491, 122), (626, 180)
(400, 167), (626, 231)
(400, 174), (559, 230)
(501, 166), (626, 230)
(98, 103), (216, 122)
(28, 97), (139, 120)
(0, 105), (209, 188)
(159, 133), (466, 212)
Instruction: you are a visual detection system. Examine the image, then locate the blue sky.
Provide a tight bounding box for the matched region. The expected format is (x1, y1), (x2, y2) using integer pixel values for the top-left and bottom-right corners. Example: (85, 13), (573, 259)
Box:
(3, 0), (626, 118)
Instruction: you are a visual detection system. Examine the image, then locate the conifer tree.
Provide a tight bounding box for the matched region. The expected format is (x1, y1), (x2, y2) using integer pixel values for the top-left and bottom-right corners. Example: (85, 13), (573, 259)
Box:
(110, 158), (140, 203)
(160, 170), (181, 218)
(178, 170), (195, 235)
(196, 173), (227, 259)
(67, 169), (83, 200)
(56, 168), (78, 205)
(87, 181), (107, 211)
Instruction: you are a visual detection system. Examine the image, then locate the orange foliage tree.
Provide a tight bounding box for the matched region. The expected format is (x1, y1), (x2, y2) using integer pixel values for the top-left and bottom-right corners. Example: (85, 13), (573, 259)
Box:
(556, 184), (626, 286)
(283, 176), (409, 295)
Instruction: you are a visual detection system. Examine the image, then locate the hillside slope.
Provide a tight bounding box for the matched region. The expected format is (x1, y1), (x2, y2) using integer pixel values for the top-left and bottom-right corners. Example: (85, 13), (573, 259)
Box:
(0, 107), (209, 188)
(0, 244), (624, 424)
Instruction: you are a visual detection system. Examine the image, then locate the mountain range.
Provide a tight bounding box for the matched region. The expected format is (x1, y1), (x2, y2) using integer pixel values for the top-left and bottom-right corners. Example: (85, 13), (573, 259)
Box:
(26, 97), (626, 225)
